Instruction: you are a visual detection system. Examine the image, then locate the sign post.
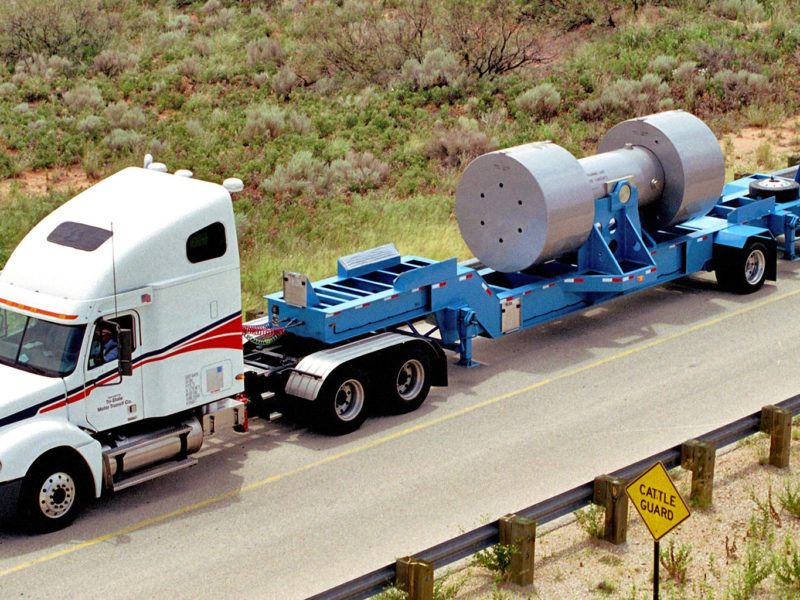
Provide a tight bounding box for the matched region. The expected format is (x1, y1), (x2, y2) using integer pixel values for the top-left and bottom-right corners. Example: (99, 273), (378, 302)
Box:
(625, 462), (690, 600)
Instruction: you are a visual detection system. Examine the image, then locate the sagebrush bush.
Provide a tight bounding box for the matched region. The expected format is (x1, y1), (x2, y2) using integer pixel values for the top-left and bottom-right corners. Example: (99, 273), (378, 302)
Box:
(331, 150), (390, 192)
(91, 50), (137, 76)
(711, 0), (767, 23)
(205, 7), (236, 29)
(262, 150), (331, 201)
(246, 37), (283, 68)
(397, 48), (467, 91)
(0, 82), (17, 98)
(105, 102), (146, 130)
(427, 117), (494, 167)
(242, 104), (285, 142)
(103, 128), (145, 151)
(650, 54), (678, 77)
(179, 56), (202, 79)
(579, 75), (670, 121)
(77, 115), (104, 135)
(711, 69), (771, 109)
(286, 111), (313, 135)
(63, 84), (104, 112)
(516, 83), (561, 120)
(272, 65), (300, 98)
(15, 54), (74, 80)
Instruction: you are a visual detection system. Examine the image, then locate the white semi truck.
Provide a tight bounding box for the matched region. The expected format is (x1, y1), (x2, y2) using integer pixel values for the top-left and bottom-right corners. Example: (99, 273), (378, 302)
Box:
(2, 111), (800, 532)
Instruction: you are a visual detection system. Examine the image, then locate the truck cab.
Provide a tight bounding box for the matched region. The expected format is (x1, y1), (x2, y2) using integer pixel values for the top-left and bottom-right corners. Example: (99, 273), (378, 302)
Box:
(0, 167), (245, 531)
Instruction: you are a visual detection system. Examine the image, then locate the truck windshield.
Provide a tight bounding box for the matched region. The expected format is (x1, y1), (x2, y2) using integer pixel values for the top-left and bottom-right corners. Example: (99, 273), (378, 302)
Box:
(0, 308), (85, 377)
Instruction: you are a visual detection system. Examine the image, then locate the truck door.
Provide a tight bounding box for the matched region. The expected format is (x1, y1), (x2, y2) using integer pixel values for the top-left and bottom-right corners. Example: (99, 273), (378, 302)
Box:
(84, 313), (144, 431)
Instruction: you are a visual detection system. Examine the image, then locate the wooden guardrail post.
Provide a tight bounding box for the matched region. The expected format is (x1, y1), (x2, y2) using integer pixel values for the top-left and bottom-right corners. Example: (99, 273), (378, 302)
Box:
(681, 440), (716, 507)
(396, 556), (433, 600)
(498, 514), (536, 586)
(593, 475), (628, 545)
(761, 405), (793, 468)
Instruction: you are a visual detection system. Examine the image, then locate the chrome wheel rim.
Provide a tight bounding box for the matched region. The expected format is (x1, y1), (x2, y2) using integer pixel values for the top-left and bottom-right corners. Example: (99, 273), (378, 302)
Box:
(744, 249), (766, 285)
(334, 379), (365, 422)
(396, 359), (424, 401)
(38, 472), (76, 519)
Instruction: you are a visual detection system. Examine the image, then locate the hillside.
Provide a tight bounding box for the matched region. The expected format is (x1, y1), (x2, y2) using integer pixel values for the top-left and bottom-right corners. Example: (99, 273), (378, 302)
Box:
(1, 0), (799, 310)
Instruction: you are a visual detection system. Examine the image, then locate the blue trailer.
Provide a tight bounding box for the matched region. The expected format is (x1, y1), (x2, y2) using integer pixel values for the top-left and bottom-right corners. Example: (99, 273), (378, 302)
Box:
(242, 112), (800, 434)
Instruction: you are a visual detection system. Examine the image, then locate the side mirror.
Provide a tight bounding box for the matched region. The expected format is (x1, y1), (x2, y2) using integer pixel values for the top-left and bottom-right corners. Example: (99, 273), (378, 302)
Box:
(118, 328), (133, 376)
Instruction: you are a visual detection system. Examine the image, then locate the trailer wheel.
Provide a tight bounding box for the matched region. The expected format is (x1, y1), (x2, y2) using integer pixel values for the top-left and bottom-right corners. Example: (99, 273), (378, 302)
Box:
(716, 240), (768, 294)
(384, 348), (432, 414)
(313, 367), (369, 435)
(19, 454), (86, 533)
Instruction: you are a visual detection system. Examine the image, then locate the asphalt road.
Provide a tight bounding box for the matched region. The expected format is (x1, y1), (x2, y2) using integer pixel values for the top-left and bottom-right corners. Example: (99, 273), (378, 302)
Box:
(3, 263), (800, 599)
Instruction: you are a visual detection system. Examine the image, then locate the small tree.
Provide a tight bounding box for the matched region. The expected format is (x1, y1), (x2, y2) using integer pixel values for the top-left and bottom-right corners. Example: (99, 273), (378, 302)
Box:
(442, 0), (543, 78)
(0, 0), (114, 64)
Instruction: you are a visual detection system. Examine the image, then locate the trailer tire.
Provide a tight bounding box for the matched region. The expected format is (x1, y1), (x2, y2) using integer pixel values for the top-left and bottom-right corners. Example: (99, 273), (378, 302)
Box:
(383, 347), (432, 414)
(19, 453), (87, 533)
(313, 367), (369, 435)
(715, 240), (769, 294)
(749, 178), (799, 203)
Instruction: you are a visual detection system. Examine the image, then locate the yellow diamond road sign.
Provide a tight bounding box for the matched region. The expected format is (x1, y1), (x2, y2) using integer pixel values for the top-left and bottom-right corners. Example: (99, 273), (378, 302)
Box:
(625, 462), (690, 541)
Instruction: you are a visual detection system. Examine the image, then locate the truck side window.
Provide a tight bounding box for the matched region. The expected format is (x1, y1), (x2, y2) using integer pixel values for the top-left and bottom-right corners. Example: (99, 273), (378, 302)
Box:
(88, 315), (135, 369)
(186, 222), (226, 263)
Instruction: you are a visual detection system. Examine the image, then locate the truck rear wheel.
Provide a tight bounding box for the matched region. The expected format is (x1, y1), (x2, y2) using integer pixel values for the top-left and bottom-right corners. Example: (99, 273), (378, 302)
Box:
(384, 347), (431, 414)
(313, 367), (369, 435)
(715, 240), (768, 294)
(20, 455), (86, 533)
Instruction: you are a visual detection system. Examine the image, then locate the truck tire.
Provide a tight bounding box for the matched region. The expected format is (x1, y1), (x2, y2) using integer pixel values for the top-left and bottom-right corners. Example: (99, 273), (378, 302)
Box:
(715, 240), (768, 294)
(384, 347), (432, 414)
(313, 367), (369, 435)
(19, 454), (87, 533)
(749, 177), (799, 203)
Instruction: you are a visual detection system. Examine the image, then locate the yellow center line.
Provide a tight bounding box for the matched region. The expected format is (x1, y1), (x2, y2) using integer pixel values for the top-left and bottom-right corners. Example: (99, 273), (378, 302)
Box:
(3, 286), (799, 577)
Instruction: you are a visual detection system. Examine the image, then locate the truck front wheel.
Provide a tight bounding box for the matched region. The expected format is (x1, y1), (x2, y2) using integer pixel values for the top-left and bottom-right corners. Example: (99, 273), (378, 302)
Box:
(384, 347), (431, 414)
(715, 240), (769, 294)
(313, 367), (369, 435)
(20, 455), (87, 533)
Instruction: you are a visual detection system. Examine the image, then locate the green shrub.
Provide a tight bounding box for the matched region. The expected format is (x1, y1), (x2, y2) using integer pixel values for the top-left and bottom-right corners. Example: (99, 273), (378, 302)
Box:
(331, 150), (390, 192)
(426, 117), (494, 167)
(246, 37), (284, 69)
(516, 83), (561, 120)
(650, 54), (678, 77)
(397, 49), (467, 91)
(77, 115), (105, 135)
(262, 150), (331, 201)
(659, 538), (692, 585)
(0, 82), (17, 98)
(242, 104), (285, 142)
(774, 535), (800, 591)
(91, 50), (138, 76)
(575, 504), (604, 538)
(272, 65), (300, 98)
(711, 0), (767, 23)
(473, 543), (518, 583)
(63, 84), (104, 112)
(104, 128), (145, 151)
(105, 102), (146, 130)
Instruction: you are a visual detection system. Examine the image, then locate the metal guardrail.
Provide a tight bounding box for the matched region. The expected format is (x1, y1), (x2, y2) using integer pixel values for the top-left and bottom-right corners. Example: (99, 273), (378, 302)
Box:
(306, 393), (800, 600)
